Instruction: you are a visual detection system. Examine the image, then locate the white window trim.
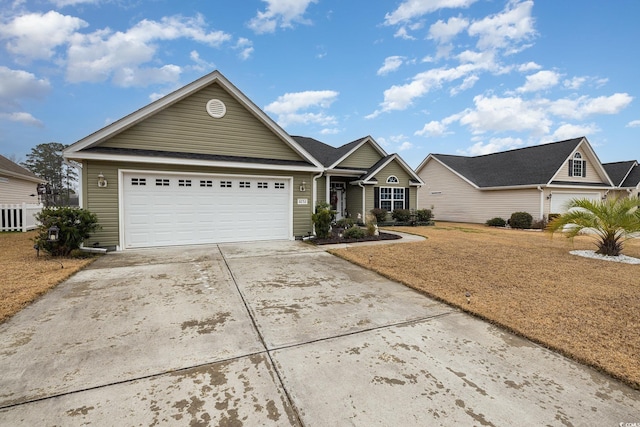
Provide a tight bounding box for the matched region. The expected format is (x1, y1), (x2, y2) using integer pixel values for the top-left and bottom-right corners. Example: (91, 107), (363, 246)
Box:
(386, 175), (399, 184)
(380, 186), (405, 212)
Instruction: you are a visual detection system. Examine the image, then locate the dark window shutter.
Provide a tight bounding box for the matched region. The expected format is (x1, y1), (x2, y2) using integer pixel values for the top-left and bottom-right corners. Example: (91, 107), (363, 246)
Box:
(582, 160), (587, 177)
(568, 160), (573, 177)
(405, 187), (410, 209)
(374, 187), (380, 209)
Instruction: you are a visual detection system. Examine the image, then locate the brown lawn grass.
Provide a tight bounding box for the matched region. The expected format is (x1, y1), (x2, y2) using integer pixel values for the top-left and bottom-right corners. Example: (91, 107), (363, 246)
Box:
(329, 222), (640, 390)
(0, 231), (96, 323)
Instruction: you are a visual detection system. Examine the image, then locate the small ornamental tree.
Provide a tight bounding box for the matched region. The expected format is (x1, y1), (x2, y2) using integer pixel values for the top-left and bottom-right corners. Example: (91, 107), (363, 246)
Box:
(312, 202), (335, 239)
(547, 196), (640, 257)
(35, 207), (100, 256)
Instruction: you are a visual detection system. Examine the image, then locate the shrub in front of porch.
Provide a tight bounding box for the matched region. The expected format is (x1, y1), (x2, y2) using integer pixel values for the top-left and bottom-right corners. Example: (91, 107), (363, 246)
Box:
(312, 202), (335, 239)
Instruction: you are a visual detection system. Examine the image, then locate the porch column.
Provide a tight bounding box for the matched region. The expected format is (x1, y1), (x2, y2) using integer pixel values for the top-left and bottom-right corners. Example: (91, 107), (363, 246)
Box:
(325, 175), (331, 206)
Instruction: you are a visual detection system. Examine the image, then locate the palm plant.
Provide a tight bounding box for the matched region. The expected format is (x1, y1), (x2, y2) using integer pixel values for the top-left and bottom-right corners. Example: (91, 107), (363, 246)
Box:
(547, 196), (640, 256)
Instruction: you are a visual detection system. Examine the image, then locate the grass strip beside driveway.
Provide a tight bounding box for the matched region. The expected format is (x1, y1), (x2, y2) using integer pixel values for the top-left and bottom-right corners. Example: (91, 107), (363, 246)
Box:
(329, 222), (640, 390)
(0, 231), (96, 323)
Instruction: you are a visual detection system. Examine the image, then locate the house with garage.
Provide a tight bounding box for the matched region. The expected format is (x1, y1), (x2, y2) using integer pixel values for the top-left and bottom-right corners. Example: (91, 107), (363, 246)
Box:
(415, 137), (637, 224)
(63, 71), (422, 250)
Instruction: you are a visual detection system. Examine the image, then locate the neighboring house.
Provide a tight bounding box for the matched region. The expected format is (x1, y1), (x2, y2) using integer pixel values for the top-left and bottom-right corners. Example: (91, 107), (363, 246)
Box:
(415, 137), (638, 224)
(0, 154), (45, 205)
(63, 71), (422, 250)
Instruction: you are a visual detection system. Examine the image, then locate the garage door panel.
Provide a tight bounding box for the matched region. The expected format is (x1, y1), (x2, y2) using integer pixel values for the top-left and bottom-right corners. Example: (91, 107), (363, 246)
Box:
(123, 172), (291, 248)
(550, 192), (600, 214)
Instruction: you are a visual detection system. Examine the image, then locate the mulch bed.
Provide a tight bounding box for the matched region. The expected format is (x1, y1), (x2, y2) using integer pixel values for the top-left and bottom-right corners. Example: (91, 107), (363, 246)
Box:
(311, 231), (402, 245)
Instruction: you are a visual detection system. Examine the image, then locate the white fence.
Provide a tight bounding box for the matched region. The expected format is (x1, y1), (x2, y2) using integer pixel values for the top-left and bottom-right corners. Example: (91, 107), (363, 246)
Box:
(0, 203), (43, 232)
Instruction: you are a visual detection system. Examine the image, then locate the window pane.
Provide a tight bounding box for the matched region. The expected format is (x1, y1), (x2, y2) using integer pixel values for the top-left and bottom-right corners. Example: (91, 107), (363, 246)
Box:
(380, 187), (392, 199)
(393, 188), (404, 198)
(394, 200), (404, 210)
(381, 201), (391, 211)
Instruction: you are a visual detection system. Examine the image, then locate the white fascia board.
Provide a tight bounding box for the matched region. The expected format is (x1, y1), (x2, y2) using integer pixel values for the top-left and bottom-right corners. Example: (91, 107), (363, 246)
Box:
(64, 152), (322, 173)
(361, 154), (423, 185)
(63, 71), (324, 170)
(324, 168), (366, 176)
(547, 137), (614, 186)
(546, 183), (615, 190)
(0, 170), (46, 183)
(479, 184), (543, 191)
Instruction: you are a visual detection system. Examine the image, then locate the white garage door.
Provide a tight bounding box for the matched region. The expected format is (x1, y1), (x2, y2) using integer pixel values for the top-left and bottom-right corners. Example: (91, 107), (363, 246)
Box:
(550, 192), (600, 214)
(122, 172), (291, 248)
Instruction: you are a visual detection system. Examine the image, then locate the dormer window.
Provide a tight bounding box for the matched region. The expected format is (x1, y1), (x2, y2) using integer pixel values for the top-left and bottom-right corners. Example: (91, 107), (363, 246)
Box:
(569, 153), (586, 178)
(386, 175), (399, 184)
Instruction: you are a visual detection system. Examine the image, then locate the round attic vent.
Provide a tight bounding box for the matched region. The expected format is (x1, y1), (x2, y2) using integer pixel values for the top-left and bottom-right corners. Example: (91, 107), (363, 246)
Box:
(206, 99), (226, 118)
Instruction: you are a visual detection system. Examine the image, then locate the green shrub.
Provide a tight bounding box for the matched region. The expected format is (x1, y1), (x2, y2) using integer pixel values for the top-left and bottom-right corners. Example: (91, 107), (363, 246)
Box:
(335, 217), (355, 229)
(370, 208), (388, 223)
(312, 202), (335, 238)
(342, 226), (366, 239)
(486, 217), (507, 227)
(415, 209), (433, 222)
(509, 211), (533, 229)
(34, 207), (100, 256)
(391, 209), (411, 222)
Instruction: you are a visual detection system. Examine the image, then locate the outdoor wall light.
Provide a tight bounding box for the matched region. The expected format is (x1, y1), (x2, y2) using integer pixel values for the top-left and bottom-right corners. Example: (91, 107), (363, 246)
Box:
(299, 181), (307, 192)
(546, 193), (552, 200)
(48, 225), (60, 242)
(98, 172), (108, 188)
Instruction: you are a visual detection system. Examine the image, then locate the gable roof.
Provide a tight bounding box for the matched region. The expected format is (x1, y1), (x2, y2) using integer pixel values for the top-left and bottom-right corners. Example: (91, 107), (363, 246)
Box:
(420, 137), (612, 188)
(620, 163), (640, 188)
(64, 71), (323, 170)
(603, 161), (638, 187)
(0, 154), (45, 183)
(292, 135), (385, 169)
(292, 135), (423, 184)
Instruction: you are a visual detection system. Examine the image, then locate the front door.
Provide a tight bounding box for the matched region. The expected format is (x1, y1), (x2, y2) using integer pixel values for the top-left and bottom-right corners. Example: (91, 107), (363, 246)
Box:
(330, 182), (346, 220)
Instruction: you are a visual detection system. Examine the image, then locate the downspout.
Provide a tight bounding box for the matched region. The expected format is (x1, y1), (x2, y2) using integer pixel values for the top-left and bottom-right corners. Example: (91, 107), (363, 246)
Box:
(358, 182), (365, 222)
(311, 172), (323, 236)
(537, 186), (544, 220)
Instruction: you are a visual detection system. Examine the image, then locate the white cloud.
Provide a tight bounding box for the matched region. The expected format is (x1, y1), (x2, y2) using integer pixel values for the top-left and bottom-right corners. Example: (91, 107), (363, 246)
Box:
(468, 0), (536, 52)
(50, 0), (101, 6)
(517, 70), (560, 93)
(384, 0), (478, 26)
(0, 66), (51, 103)
(0, 10), (87, 61)
(563, 76), (587, 90)
(393, 27), (416, 40)
(460, 137), (525, 155)
(548, 93), (633, 120)
(320, 128), (340, 135)
(190, 50), (216, 72)
(551, 123), (600, 141)
(0, 111), (44, 127)
(457, 95), (552, 135)
(428, 16), (469, 44)
(450, 74), (478, 95)
(415, 120), (448, 137)
(377, 56), (404, 76)
(518, 61), (541, 72)
(235, 38), (254, 60)
(398, 141), (413, 151)
(65, 14), (231, 86)
(627, 120), (640, 128)
(248, 0), (318, 34)
(264, 90), (339, 127)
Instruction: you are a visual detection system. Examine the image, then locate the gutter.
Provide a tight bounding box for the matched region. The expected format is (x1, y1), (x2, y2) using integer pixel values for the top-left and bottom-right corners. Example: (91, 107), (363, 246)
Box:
(537, 186), (544, 220)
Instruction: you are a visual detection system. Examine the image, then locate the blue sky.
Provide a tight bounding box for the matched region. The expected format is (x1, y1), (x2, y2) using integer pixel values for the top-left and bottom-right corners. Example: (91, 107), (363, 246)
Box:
(1, 0), (639, 168)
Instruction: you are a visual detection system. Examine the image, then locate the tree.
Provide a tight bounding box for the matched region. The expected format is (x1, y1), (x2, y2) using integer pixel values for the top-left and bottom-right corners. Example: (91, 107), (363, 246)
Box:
(22, 142), (78, 206)
(546, 196), (640, 256)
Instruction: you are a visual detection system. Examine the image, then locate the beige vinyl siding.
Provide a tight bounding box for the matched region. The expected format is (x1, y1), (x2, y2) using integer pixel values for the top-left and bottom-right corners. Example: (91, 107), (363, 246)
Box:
(0, 175), (39, 204)
(100, 83), (305, 162)
(553, 150), (609, 184)
(84, 160), (314, 248)
(418, 160), (541, 223)
(336, 143), (382, 169)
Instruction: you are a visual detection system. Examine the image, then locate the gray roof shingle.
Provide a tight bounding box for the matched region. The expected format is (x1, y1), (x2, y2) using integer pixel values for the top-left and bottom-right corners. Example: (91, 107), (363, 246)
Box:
(433, 137), (584, 187)
(620, 164), (640, 188)
(603, 161), (637, 186)
(292, 135), (368, 167)
(0, 154), (43, 181)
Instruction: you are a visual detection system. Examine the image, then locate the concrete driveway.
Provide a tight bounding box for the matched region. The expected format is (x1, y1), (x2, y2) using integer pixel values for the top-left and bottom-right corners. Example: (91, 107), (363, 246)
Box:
(1, 240), (639, 426)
